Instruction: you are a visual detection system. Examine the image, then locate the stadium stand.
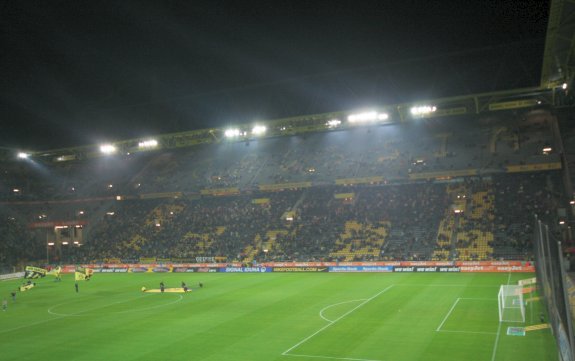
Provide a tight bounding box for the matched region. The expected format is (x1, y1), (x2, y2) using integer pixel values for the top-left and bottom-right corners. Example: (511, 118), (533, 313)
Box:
(0, 112), (569, 268)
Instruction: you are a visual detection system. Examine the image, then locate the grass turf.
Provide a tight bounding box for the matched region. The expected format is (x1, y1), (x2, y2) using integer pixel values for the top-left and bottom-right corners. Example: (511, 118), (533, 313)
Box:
(0, 272), (558, 361)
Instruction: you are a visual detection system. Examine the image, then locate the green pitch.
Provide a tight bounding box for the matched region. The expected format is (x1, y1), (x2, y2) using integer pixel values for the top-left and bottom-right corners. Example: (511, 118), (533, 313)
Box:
(0, 272), (558, 361)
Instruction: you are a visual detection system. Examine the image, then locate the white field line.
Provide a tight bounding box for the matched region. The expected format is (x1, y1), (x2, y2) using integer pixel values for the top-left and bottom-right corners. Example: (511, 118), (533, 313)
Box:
(458, 298), (495, 301)
(437, 329), (497, 335)
(319, 299), (367, 323)
(282, 285), (394, 357)
(490, 322), (503, 361)
(436, 298), (460, 331)
(283, 353), (383, 361)
(490, 272), (512, 361)
(396, 284), (500, 288)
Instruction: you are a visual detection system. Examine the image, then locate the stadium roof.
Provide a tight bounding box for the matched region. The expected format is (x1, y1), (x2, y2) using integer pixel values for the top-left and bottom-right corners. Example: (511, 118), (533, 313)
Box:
(541, 0), (575, 88)
(0, 0), (551, 152)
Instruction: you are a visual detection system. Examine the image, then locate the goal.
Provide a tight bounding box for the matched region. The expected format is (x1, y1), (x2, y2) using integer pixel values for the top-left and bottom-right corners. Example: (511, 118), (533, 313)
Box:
(498, 285), (525, 322)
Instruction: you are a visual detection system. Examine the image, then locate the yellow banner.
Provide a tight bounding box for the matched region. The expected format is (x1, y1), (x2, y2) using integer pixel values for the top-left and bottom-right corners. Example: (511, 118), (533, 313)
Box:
(140, 192), (182, 200)
(506, 162), (561, 173)
(252, 198), (270, 204)
(47, 266), (61, 277)
(200, 188), (240, 196)
(334, 193), (355, 199)
(421, 107), (467, 118)
(489, 99), (538, 111)
(335, 177), (384, 185)
(408, 169), (478, 180)
(259, 182), (312, 191)
(24, 266), (47, 279)
(75, 267), (93, 281)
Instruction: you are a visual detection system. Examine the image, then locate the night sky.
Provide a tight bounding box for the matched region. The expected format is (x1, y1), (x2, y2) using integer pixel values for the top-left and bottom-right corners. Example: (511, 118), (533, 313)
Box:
(0, 0), (550, 151)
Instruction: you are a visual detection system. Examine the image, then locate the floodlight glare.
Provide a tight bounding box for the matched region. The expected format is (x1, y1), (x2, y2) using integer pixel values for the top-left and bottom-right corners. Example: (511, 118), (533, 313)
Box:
(326, 119), (341, 128)
(562, 83), (568, 90)
(224, 128), (241, 138)
(100, 144), (117, 154)
(348, 112), (389, 124)
(410, 105), (437, 116)
(17, 152), (30, 159)
(252, 125), (267, 135)
(138, 139), (158, 149)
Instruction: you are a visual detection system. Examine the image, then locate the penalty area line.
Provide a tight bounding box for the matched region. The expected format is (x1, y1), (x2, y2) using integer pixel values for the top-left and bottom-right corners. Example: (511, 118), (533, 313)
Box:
(436, 298), (460, 332)
(282, 285), (394, 359)
(437, 329), (497, 335)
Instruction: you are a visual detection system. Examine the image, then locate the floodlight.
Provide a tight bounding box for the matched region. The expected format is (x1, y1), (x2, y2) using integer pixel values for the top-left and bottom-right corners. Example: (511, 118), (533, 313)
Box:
(348, 111), (376, 122)
(47, 242), (55, 246)
(17, 152), (30, 159)
(562, 83), (568, 90)
(100, 144), (117, 154)
(347, 111), (389, 124)
(326, 119), (341, 128)
(138, 139), (158, 149)
(62, 241), (69, 245)
(13, 189), (20, 193)
(224, 128), (241, 138)
(252, 125), (267, 135)
(410, 105), (437, 116)
(542, 147), (552, 153)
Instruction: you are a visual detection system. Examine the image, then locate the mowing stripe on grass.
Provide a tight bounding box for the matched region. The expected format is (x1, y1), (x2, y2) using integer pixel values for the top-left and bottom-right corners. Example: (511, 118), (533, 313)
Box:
(48, 293), (183, 316)
(283, 352), (383, 361)
(282, 285), (394, 357)
(0, 293), (183, 335)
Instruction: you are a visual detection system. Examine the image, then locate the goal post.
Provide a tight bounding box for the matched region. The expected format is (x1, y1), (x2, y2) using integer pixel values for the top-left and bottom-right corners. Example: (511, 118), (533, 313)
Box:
(498, 285), (525, 323)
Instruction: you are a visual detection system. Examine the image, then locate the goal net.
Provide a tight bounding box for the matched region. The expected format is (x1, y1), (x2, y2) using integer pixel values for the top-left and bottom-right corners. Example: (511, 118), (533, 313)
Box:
(498, 285), (525, 323)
